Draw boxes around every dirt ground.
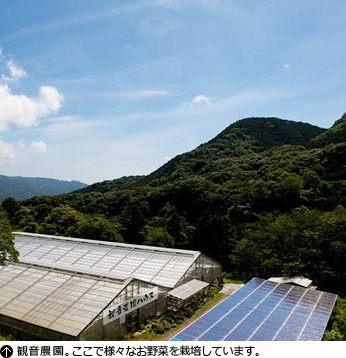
[220,283,243,295]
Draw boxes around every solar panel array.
[0,264,125,337]
[14,233,199,288]
[171,278,337,341]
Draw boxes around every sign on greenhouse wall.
[103,287,158,325]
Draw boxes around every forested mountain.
[144,117,326,185]
[0,175,86,201]
[308,114,346,148]
[78,175,145,194]
[3,115,346,297]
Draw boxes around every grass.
[223,278,244,284]
[125,291,226,341]
[222,272,244,285]
[0,334,11,341]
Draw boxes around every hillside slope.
[145,117,326,185]
[0,175,86,201]
[4,115,346,295]
[308,113,346,148]
[77,175,145,194]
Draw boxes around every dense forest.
[2,115,346,303]
[0,175,86,201]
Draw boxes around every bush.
[323,298,346,340]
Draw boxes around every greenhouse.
[167,279,210,310]
[0,232,222,340]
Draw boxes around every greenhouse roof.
[168,279,209,301]
[0,263,126,337]
[13,232,201,288]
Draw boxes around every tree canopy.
[0,208,17,265]
[2,116,346,299]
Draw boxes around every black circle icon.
[0,345,13,358]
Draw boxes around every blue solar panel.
[171,278,337,341]
[199,281,277,341]
[171,278,264,341]
[298,292,337,341]
[225,284,292,341]
[274,290,321,341]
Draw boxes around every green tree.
[142,226,174,247]
[0,208,18,264]
[120,200,150,244]
[76,216,123,242]
[2,197,20,224]
[154,204,195,248]
[323,298,346,340]
[232,206,346,294]
[43,205,84,235]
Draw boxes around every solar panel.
[171,278,337,341]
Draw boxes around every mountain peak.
[147,117,325,185]
[308,113,346,148]
[216,117,325,148]
[332,113,346,127]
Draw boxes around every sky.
[0,0,346,184]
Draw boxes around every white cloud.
[113,89,169,99]
[192,94,212,105]
[0,50,63,132]
[16,140,26,149]
[6,60,27,81]
[1,59,27,84]
[31,140,47,153]
[184,94,212,107]
[98,89,169,100]
[0,51,65,166]
[283,63,291,69]
[0,84,63,131]
[40,116,100,141]
[140,18,179,37]
[47,115,82,123]
[0,141,15,163]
